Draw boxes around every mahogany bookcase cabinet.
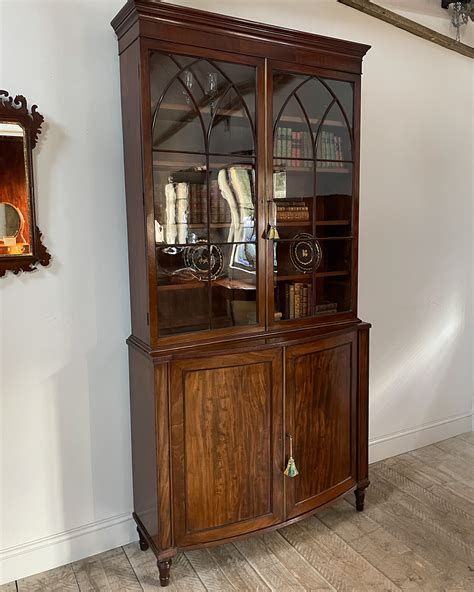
[112,1,371,586]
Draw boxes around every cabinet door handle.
[284,433,299,478]
[265,201,280,240]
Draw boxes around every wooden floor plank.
[459,432,474,446]
[359,478,474,590]
[234,531,334,591]
[319,497,449,591]
[372,464,474,546]
[409,443,470,483]
[184,549,236,591]
[71,546,142,591]
[17,565,80,592]
[427,482,474,516]
[279,516,401,591]
[382,452,474,515]
[207,543,271,591]
[435,435,474,462]
[124,543,205,592]
[0,583,17,592]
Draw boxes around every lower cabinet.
[168,330,362,542]
[130,325,369,583]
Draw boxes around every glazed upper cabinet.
[121,32,363,348]
[151,53,356,340]
[112,1,370,587]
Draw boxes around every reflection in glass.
[211,242,257,329]
[0,122,31,256]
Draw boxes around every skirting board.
[368,411,473,463]
[1,412,472,585]
[0,512,136,585]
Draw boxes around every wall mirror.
[0,91,50,277]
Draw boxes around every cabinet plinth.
[113,0,370,586]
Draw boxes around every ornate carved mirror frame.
[0,90,50,277]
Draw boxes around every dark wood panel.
[118,39,150,345]
[129,347,158,543]
[357,325,370,485]
[170,349,283,546]
[155,363,172,551]
[285,332,357,518]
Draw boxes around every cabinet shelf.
[153,159,254,170]
[278,220,350,227]
[158,278,256,291]
[276,271,349,281]
[159,102,346,128]
[152,157,348,173]
[275,166,350,173]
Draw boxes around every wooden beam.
[338,0,474,58]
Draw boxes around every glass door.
[270,67,355,324]
[149,51,261,337]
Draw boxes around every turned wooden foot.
[137,527,149,551]
[158,559,172,587]
[355,487,366,512]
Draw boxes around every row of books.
[276,201,310,222]
[274,128,346,167]
[281,282,338,319]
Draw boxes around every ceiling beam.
[338,0,474,58]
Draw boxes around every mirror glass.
[0,203,21,236]
[0,122,31,255]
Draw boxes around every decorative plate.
[184,242,224,281]
[290,233,322,273]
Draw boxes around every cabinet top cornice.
[112,0,370,63]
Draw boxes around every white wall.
[0,0,472,584]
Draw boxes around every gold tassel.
[284,434,299,478]
[265,224,280,241]
[264,201,280,240]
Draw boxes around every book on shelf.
[280,281,338,319]
[276,201,310,222]
[318,131,345,168]
[275,126,345,168]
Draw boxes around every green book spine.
[329,132,336,162]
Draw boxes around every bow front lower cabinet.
[112,1,371,586]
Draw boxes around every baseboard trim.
[0,512,137,585]
[369,411,473,463]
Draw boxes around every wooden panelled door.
[285,332,357,519]
[170,349,283,546]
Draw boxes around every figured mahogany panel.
[170,349,283,546]
[285,331,357,518]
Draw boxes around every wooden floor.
[4,433,474,591]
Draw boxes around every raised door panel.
[285,331,357,519]
[170,349,283,546]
